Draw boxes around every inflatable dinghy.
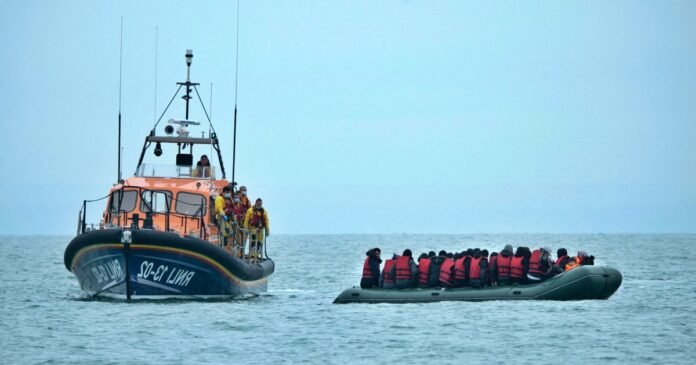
[333,266,621,304]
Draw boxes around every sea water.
[1,234,695,364]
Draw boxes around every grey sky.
[1,1,694,234]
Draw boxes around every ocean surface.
[1,234,695,364]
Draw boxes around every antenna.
[153,26,158,125]
[117,16,123,183]
[232,0,240,187]
[209,82,214,175]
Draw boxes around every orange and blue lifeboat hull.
[64,229,274,299]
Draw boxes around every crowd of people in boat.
[360,245,595,289]
[213,183,270,259]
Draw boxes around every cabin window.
[109,190,137,213]
[140,190,172,214]
[175,192,206,217]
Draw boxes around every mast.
[232,0,240,186]
[178,50,198,120]
[117,16,123,183]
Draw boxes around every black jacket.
[428,256,446,287]
[359,253,382,288]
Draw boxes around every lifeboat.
[64,50,274,300]
[333,266,622,304]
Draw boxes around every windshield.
[135,164,217,179]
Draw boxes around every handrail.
[77,186,268,262]
[215,216,270,264]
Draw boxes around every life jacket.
[497,254,512,279]
[395,255,412,281]
[232,203,246,223]
[528,249,547,277]
[439,258,455,287]
[239,195,251,210]
[362,257,375,280]
[565,257,580,271]
[382,259,396,287]
[418,257,431,286]
[469,257,483,280]
[510,255,525,280]
[250,208,266,228]
[453,256,468,281]
[224,199,234,210]
[555,255,568,266]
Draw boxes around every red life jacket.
[528,249,546,276]
[250,208,266,227]
[418,258,431,285]
[361,257,374,279]
[453,256,467,281]
[565,257,580,271]
[469,257,483,280]
[232,203,246,223]
[439,258,455,287]
[510,256,525,279]
[555,255,568,266]
[395,255,412,281]
[224,199,234,213]
[382,259,396,285]
[497,254,512,279]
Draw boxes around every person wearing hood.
[496,244,514,286]
[394,249,419,289]
[380,254,398,289]
[527,246,553,282]
[468,249,489,288]
[360,248,382,288]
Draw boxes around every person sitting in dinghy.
[468,249,489,288]
[416,252,432,288]
[380,254,397,289]
[495,245,514,286]
[360,248,382,288]
[555,248,571,272]
[564,251,595,271]
[393,249,418,289]
[510,246,531,284]
[526,246,554,282]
